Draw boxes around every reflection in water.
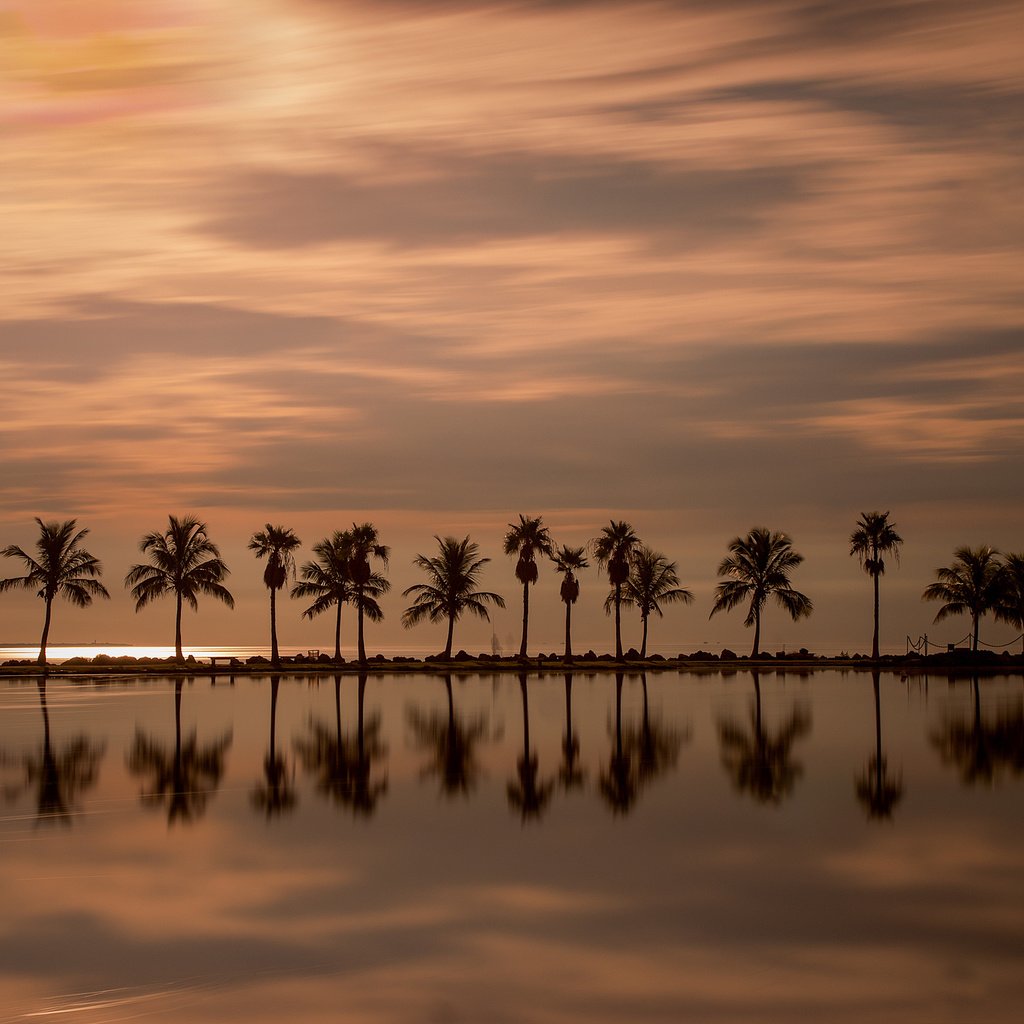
[407,675,488,798]
[931,676,1024,786]
[559,673,586,793]
[507,674,555,822]
[855,671,904,820]
[717,671,811,806]
[295,673,388,817]
[631,673,687,788]
[251,676,297,819]
[0,680,105,826]
[126,680,232,826]
[599,673,639,815]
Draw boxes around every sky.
[1,0,1022,656]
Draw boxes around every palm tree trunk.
[270,587,279,667]
[564,600,572,659]
[872,571,880,660]
[519,580,529,659]
[444,614,455,659]
[751,608,761,659]
[356,587,366,663]
[972,612,979,652]
[614,584,623,659]
[640,614,649,659]
[37,596,53,665]
[175,592,184,662]
[334,603,342,661]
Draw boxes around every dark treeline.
[3,671,1021,830]
[3,511,1024,666]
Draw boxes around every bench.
[209,656,235,667]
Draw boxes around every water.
[0,669,1021,1022]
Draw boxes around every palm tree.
[292,532,352,660]
[344,523,390,664]
[552,544,589,659]
[709,527,813,658]
[618,546,693,658]
[922,546,1005,652]
[593,520,640,659]
[249,525,301,667]
[402,535,506,659]
[123,515,234,661]
[850,511,903,660]
[995,552,1024,655]
[1,518,110,665]
[504,514,555,659]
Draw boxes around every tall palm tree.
[402,535,505,659]
[344,523,390,664]
[123,515,234,662]
[850,511,903,660]
[504,514,555,659]
[1,518,110,665]
[618,546,693,658]
[709,527,813,658]
[552,544,589,659]
[995,552,1024,655]
[593,520,640,659]
[292,532,352,661]
[249,525,301,667]
[922,546,1006,652]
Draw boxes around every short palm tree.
[292,532,352,660]
[850,510,903,660]
[402,535,505,659]
[504,514,555,659]
[709,527,813,657]
[249,525,301,667]
[922,546,1005,652]
[552,544,589,659]
[593,520,640,659]
[618,546,693,658]
[345,523,390,664]
[995,552,1024,655]
[1,518,110,665]
[124,515,234,661]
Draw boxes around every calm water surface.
[0,669,1021,1023]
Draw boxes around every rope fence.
[906,632,1024,655]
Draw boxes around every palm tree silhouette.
[249,525,301,668]
[593,521,641,659]
[995,552,1024,655]
[618,547,693,658]
[251,676,297,818]
[1,518,110,665]
[709,527,813,658]
[551,545,589,660]
[717,672,811,805]
[504,515,555,659]
[850,511,903,660]
[559,673,586,792]
[344,524,390,664]
[292,533,353,661]
[922,546,1005,652]
[402,535,505,659]
[599,672,639,814]
[126,680,232,825]
[0,680,105,825]
[507,674,554,822]
[930,676,1024,786]
[407,675,489,798]
[124,515,234,661]
[854,671,904,820]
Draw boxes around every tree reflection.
[251,676,297,819]
[295,673,387,816]
[407,674,488,798]
[630,673,687,788]
[507,674,554,822]
[931,676,1024,786]
[855,670,903,820]
[0,679,105,826]
[126,680,232,826]
[717,671,811,805]
[559,673,586,793]
[599,673,639,815]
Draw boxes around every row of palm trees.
[3,512,1024,665]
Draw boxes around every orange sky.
[1,0,1022,654]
